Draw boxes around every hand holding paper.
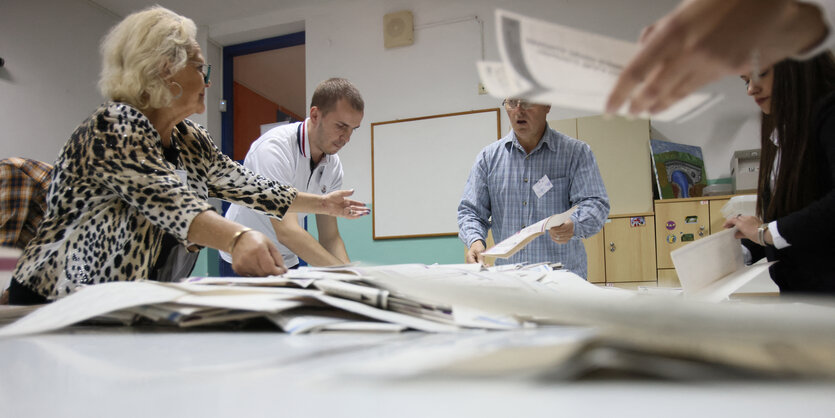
[483,207,577,258]
[548,218,575,244]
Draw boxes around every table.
[1,326,833,418]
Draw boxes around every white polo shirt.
[221,119,343,267]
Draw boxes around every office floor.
[1,326,834,418]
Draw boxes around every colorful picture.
[650,139,708,199]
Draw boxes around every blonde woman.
[9,6,367,304]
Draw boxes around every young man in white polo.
[221,78,364,273]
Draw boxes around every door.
[604,216,656,283]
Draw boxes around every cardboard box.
[730,149,760,193]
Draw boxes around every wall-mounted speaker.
[383,11,414,49]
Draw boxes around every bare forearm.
[287,192,324,214]
[189,210,287,277]
[322,235,350,264]
[187,210,244,252]
[271,218,344,266]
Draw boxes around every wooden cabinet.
[583,214,656,286]
[604,216,657,283]
[549,116,652,216]
[709,198,730,234]
[654,198,711,269]
[575,116,653,215]
[654,195,751,287]
[582,225,606,284]
[550,115,654,287]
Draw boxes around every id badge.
[532,174,553,198]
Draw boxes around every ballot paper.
[483,206,577,258]
[478,9,722,122]
[0,281,188,338]
[670,228,773,302]
[4,263,835,378]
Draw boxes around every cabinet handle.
[609,242,616,252]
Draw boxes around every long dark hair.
[757,53,835,220]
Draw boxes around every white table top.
[1,326,834,418]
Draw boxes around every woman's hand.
[230,230,287,277]
[723,214,772,245]
[320,190,370,219]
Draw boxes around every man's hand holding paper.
[548,218,574,244]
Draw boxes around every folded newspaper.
[478,9,722,122]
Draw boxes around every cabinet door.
[548,118,577,138]
[576,116,652,216]
[582,226,606,284]
[657,268,681,288]
[655,200,710,268]
[708,198,730,234]
[604,216,656,282]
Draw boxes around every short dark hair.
[310,78,364,115]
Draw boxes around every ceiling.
[88,0,328,28]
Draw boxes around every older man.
[458,99,609,278]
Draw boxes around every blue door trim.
[221,31,305,157]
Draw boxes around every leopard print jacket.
[13,102,298,300]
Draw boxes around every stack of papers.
[3,263,835,378]
[0,264,607,337]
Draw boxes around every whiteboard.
[371,108,501,239]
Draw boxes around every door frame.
[221,31,305,157]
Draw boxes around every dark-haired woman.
[725,53,835,295]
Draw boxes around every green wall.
[311,204,468,265]
[191,204,468,276]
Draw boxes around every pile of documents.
[2,263,835,378]
[0,264,603,336]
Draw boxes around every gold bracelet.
[227,228,254,254]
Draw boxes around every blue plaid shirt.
[458,127,609,278]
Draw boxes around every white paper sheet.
[483,206,577,258]
[479,9,721,122]
[0,281,187,338]
[314,294,459,333]
[670,228,773,301]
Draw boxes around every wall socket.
[478,82,488,95]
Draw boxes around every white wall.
[0,1,228,160]
[213,0,760,204]
[1,0,762,195]
[0,0,118,162]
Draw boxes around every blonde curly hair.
[98,6,197,109]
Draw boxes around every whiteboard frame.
[371,108,501,240]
